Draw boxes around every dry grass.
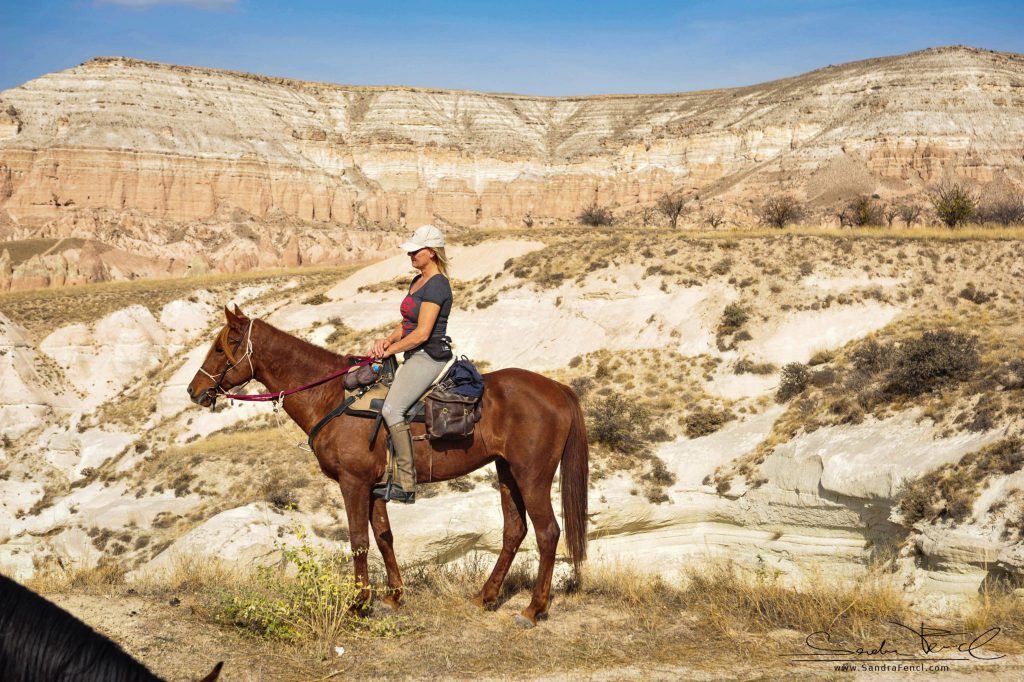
[34,553,1022,681]
[0,260,368,340]
[0,237,72,265]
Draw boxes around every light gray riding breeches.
[381,351,450,427]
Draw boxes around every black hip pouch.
[423,335,453,361]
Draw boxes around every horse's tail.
[559,384,589,576]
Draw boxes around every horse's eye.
[215,346,223,353]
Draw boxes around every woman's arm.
[381,302,441,358]
[370,322,404,357]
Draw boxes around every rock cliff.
[1,46,1023,289]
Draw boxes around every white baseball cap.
[399,224,446,252]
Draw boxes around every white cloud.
[96,0,237,9]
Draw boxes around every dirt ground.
[47,588,1024,682]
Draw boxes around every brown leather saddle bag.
[424,386,481,439]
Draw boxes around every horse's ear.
[233,304,248,320]
[224,305,241,328]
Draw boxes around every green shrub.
[685,407,735,438]
[776,363,810,402]
[302,293,329,305]
[719,303,749,333]
[883,330,979,397]
[759,195,803,229]
[843,195,884,227]
[808,349,835,366]
[578,203,614,226]
[958,283,996,305]
[217,528,404,651]
[734,358,776,375]
[711,257,734,276]
[930,182,978,228]
[570,376,594,399]
[587,392,655,454]
[850,338,892,375]
[897,438,1023,525]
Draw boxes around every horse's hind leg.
[471,459,528,610]
[370,496,404,609]
[515,481,561,628]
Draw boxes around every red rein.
[222,357,376,402]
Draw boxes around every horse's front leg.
[339,478,373,612]
[370,496,404,609]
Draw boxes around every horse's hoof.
[377,599,400,613]
[513,614,536,629]
[470,596,497,611]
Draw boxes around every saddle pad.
[345,382,425,422]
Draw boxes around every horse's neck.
[250,320,349,431]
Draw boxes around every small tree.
[641,207,654,227]
[656,193,687,229]
[759,195,803,229]
[930,182,978,229]
[883,205,899,228]
[845,195,884,227]
[704,210,726,229]
[897,204,922,227]
[578,203,614,227]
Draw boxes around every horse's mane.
[253,318,358,378]
[0,573,162,681]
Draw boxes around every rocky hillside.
[1,230,1021,616]
[2,46,1024,289]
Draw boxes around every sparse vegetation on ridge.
[897,437,1023,526]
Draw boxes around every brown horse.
[186,306,588,627]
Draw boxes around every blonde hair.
[431,247,451,279]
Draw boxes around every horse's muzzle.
[187,386,216,408]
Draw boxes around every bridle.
[195,319,377,408]
[198,320,255,406]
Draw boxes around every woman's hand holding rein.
[370,337,391,358]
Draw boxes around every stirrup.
[371,481,391,500]
[382,481,415,504]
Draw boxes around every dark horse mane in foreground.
[188,307,588,627]
[0,573,221,682]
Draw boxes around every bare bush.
[704,210,726,229]
[656,193,688,229]
[929,182,978,229]
[578,203,614,227]
[978,195,1024,226]
[897,204,922,227]
[759,195,802,229]
[883,205,898,228]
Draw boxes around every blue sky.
[1,1,1022,95]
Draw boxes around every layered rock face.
[3,45,1024,226]
[0,45,1023,290]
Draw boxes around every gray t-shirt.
[399,274,453,360]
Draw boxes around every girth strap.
[369,412,384,448]
[308,394,358,454]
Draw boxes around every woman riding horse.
[186,246,589,626]
[369,224,454,504]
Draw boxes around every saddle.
[344,382,427,423]
[306,355,479,454]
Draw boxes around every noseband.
[198,320,255,405]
